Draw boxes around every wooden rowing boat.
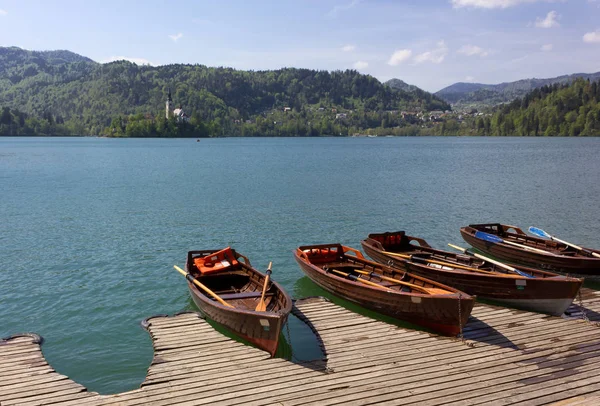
[362,231,583,316]
[461,223,600,278]
[184,247,292,356]
[293,243,475,336]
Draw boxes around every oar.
[474,231,555,255]
[329,269,392,292]
[447,244,533,278]
[384,251,487,272]
[353,269,444,295]
[255,262,272,312]
[529,227,600,259]
[173,265,234,308]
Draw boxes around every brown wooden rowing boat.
[362,231,583,316]
[461,223,600,278]
[293,243,475,336]
[184,247,292,356]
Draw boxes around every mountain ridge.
[0,46,449,136]
[384,78,422,93]
[436,72,600,107]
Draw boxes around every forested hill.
[463,78,600,136]
[0,46,449,136]
[384,78,422,93]
[436,72,600,108]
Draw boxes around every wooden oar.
[353,269,444,295]
[529,227,600,259]
[255,262,272,312]
[384,251,486,272]
[173,265,234,308]
[447,244,533,278]
[474,231,555,255]
[329,269,392,292]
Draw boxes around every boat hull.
[187,283,287,357]
[488,297,576,316]
[184,248,292,357]
[294,251,474,337]
[362,234,582,316]
[461,225,600,278]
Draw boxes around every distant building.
[166,88,190,122]
[166,88,173,119]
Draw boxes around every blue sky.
[0,0,599,91]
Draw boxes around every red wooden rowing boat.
[294,243,474,336]
[461,223,600,278]
[184,247,292,356]
[362,231,583,316]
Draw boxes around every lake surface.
[1,136,600,394]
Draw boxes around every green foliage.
[437,72,600,109]
[0,47,450,137]
[463,78,600,136]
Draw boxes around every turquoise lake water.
[1,136,600,394]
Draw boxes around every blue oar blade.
[513,268,533,278]
[528,227,549,238]
[474,231,504,244]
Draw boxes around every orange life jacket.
[193,247,239,275]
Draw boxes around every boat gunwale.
[294,243,473,299]
[361,234,583,283]
[185,249,293,318]
[463,223,600,261]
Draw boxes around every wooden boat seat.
[194,247,239,275]
[213,292,275,301]
[326,262,363,270]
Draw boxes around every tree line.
[1,47,599,137]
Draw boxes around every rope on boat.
[577,289,600,327]
[456,294,474,347]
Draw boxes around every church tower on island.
[165,88,190,122]
[166,88,173,119]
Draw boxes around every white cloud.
[328,0,362,17]
[414,41,448,64]
[451,0,546,9]
[0,9,7,16]
[341,44,356,52]
[541,43,553,51]
[353,61,368,69]
[457,44,489,57]
[465,76,476,82]
[535,11,560,28]
[583,30,600,43]
[100,56,154,66]
[168,33,183,42]
[387,49,413,66]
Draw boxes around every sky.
[0,0,599,92]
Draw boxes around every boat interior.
[188,249,286,311]
[298,244,454,295]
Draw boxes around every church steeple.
[166,88,173,119]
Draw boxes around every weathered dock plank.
[2,289,600,405]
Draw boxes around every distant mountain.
[436,72,600,107]
[385,78,421,93]
[385,78,450,111]
[0,47,94,69]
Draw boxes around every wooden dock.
[2,289,600,405]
